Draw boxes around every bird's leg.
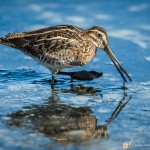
[71,77,73,82]
[51,70,58,86]
[122,81,127,90]
[51,73,56,84]
[51,73,56,89]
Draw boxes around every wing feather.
[5,25,82,39]
[3,26,82,59]
[2,25,83,67]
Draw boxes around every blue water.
[0,0,150,150]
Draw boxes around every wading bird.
[0,25,132,84]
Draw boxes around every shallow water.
[0,0,150,150]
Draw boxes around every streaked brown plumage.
[0,25,132,83]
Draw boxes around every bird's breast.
[66,44,97,66]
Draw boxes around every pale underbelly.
[29,48,97,72]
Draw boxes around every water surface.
[0,0,150,150]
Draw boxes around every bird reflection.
[7,84,131,141]
[61,84,101,96]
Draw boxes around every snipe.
[0,25,132,84]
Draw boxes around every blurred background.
[0,0,150,150]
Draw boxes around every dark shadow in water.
[7,84,132,142]
[57,71,103,81]
[32,70,103,89]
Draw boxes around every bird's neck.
[82,34,99,48]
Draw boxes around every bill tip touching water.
[0,25,132,84]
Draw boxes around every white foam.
[76,5,88,11]
[103,93,122,101]
[109,29,150,48]
[97,108,110,113]
[95,14,112,20]
[24,56,33,60]
[144,57,150,61]
[140,81,150,86]
[66,16,89,24]
[39,11,60,19]
[93,57,100,63]
[42,3,59,9]
[38,11,63,24]
[140,24,150,30]
[27,25,48,31]
[28,4,43,12]
[8,84,37,91]
[62,95,90,105]
[128,3,148,12]
[28,3,59,12]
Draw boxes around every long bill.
[104,46,132,82]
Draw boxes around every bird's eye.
[97,34,102,38]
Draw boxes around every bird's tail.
[0,38,4,44]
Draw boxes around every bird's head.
[86,26,108,48]
[86,26,132,82]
